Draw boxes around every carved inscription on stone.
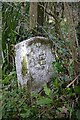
[15,36,55,93]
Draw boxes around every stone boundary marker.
[15,36,55,93]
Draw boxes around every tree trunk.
[30,2,44,36]
[30,2,37,29]
[64,3,80,82]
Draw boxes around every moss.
[28,38,53,48]
[21,55,28,77]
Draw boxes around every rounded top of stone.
[15,36,53,48]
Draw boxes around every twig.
[66,74,80,88]
[38,3,58,22]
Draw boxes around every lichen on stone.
[21,55,28,77]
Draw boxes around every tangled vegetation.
[2,2,80,120]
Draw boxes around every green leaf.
[2,71,16,84]
[37,97,52,105]
[76,109,80,120]
[43,83,52,97]
[53,79,59,88]
[20,109,31,118]
[74,86,80,95]
[20,113,27,118]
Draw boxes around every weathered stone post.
[15,36,55,93]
